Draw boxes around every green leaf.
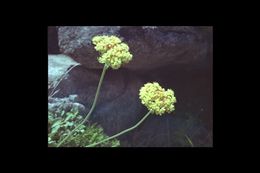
[65,112,76,121]
[48,107,120,147]
[52,119,62,128]
[68,122,74,127]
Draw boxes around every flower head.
[92,35,133,69]
[139,82,177,116]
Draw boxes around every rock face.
[51,64,213,147]
[58,26,121,69]
[48,54,80,83]
[54,65,144,135]
[58,26,212,70]
[48,54,80,96]
[48,95,86,115]
[48,27,60,54]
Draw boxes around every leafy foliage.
[48,107,120,147]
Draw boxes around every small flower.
[92,35,133,69]
[139,82,177,116]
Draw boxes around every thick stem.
[57,65,108,147]
[86,110,152,147]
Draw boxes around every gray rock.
[48,54,80,96]
[48,54,80,83]
[58,26,212,70]
[58,26,121,69]
[48,95,86,115]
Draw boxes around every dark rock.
[58,26,212,70]
[48,27,60,54]
[118,65,213,147]
[55,66,144,135]
[49,63,212,147]
[58,26,121,69]
[124,111,212,147]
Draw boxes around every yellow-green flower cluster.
[92,35,133,69]
[139,82,177,116]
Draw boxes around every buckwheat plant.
[86,82,177,147]
[57,35,133,147]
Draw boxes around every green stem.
[86,110,152,147]
[57,65,109,147]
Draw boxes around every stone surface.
[48,26,60,54]
[54,66,144,135]
[58,26,121,69]
[48,94,86,115]
[58,26,212,70]
[48,54,80,83]
[120,64,213,147]
[50,64,212,147]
